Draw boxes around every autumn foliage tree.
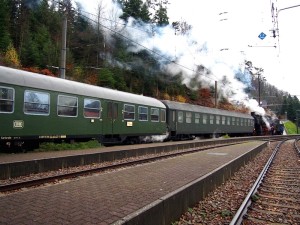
[198,88,214,107]
[176,95,187,103]
[4,44,21,68]
[218,97,235,111]
[84,72,98,85]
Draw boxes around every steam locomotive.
[251,112,284,135]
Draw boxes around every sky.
[168,0,300,95]
[167,0,300,97]
[75,0,300,106]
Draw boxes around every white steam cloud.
[78,0,265,115]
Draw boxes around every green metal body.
[0,66,167,147]
[162,100,254,138]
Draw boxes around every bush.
[35,140,101,152]
[284,121,298,134]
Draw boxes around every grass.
[222,134,230,138]
[187,208,194,214]
[220,209,232,217]
[34,140,102,152]
[284,121,299,134]
[251,194,260,202]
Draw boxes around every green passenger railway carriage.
[0,66,167,149]
[162,100,254,140]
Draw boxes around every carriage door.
[169,110,176,133]
[104,101,118,135]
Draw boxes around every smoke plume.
[80,0,266,115]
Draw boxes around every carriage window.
[151,108,159,122]
[186,112,192,123]
[216,115,220,125]
[210,115,214,124]
[241,118,244,126]
[227,117,231,125]
[160,109,166,122]
[178,111,183,123]
[232,117,235,125]
[84,98,100,118]
[124,104,135,120]
[195,113,200,124]
[236,118,240,126]
[24,90,50,115]
[172,111,176,122]
[139,106,148,121]
[57,95,78,117]
[0,86,14,113]
[222,116,226,125]
[203,114,207,124]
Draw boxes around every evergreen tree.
[112,67,128,91]
[140,3,151,23]
[118,0,151,23]
[153,3,169,26]
[21,11,57,67]
[9,0,33,57]
[147,0,169,26]
[279,95,300,121]
[98,68,116,88]
[0,0,12,52]
[280,97,288,116]
[287,95,296,121]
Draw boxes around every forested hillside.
[0,0,299,121]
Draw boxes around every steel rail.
[229,140,286,225]
[294,138,300,155]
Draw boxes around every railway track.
[230,139,300,225]
[0,141,247,193]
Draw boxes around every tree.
[218,97,235,111]
[282,95,300,122]
[95,0,106,67]
[152,3,169,26]
[118,0,151,23]
[146,0,169,26]
[84,72,98,85]
[280,96,288,117]
[0,0,12,53]
[198,88,214,107]
[73,66,85,81]
[112,67,128,91]
[98,68,116,88]
[172,20,192,35]
[176,95,186,103]
[4,44,21,67]
[140,3,151,23]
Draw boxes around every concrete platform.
[0,141,267,225]
[0,138,255,179]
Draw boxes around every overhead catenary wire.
[79,12,208,78]
[55,0,215,81]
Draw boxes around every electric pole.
[60,1,67,79]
